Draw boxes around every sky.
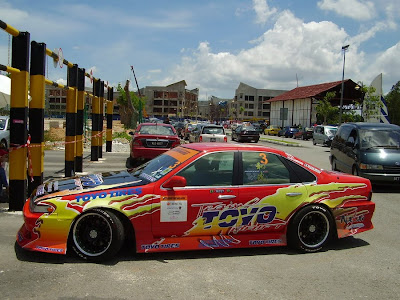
[0,0,399,101]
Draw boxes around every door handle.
[218,195,236,200]
[286,192,302,197]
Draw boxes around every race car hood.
[33,170,144,200]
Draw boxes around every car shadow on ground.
[14,236,369,265]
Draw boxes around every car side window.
[177,152,234,186]
[242,152,290,185]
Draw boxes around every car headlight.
[29,196,55,213]
[359,163,384,170]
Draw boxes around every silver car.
[198,124,227,143]
[0,116,10,149]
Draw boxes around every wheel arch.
[67,207,137,254]
[287,202,338,240]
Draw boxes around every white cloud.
[158,11,352,99]
[364,42,400,90]
[317,0,376,20]
[253,0,278,25]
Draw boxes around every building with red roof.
[267,79,363,127]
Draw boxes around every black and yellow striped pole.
[9,31,30,211]
[91,80,101,161]
[28,41,46,195]
[75,67,85,172]
[106,87,114,152]
[99,81,104,158]
[65,64,78,177]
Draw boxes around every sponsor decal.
[199,234,241,249]
[74,188,142,202]
[161,196,187,222]
[249,239,282,245]
[141,243,180,250]
[35,246,64,253]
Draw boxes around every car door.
[236,151,312,238]
[152,151,240,239]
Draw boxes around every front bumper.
[359,171,400,184]
[16,198,70,254]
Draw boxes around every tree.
[316,92,337,124]
[385,81,400,125]
[360,84,381,122]
[116,80,144,129]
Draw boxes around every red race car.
[17,143,375,261]
[126,122,181,168]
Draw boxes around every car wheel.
[313,139,316,145]
[71,208,125,261]
[288,205,334,252]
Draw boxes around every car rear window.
[202,127,224,134]
[139,125,175,135]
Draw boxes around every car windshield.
[0,119,6,130]
[130,146,200,183]
[202,127,224,134]
[325,127,337,136]
[359,129,400,149]
[139,125,175,135]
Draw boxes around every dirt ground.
[46,120,127,142]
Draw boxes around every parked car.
[231,124,260,143]
[313,125,337,146]
[188,123,205,143]
[173,122,185,138]
[251,123,264,134]
[264,125,281,136]
[17,143,375,261]
[127,123,180,168]
[293,127,314,140]
[330,122,400,184]
[0,116,10,149]
[183,123,196,140]
[197,124,227,143]
[278,126,299,138]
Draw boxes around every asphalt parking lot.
[1,139,399,300]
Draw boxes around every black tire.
[126,157,134,168]
[313,139,316,145]
[71,209,125,261]
[288,205,334,252]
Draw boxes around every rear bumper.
[132,147,171,159]
[335,200,375,239]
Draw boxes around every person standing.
[0,142,8,202]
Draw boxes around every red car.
[127,123,180,168]
[17,143,375,262]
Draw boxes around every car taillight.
[171,140,180,148]
[133,139,142,146]
[224,136,227,142]
[199,136,203,142]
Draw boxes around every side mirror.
[163,176,187,189]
